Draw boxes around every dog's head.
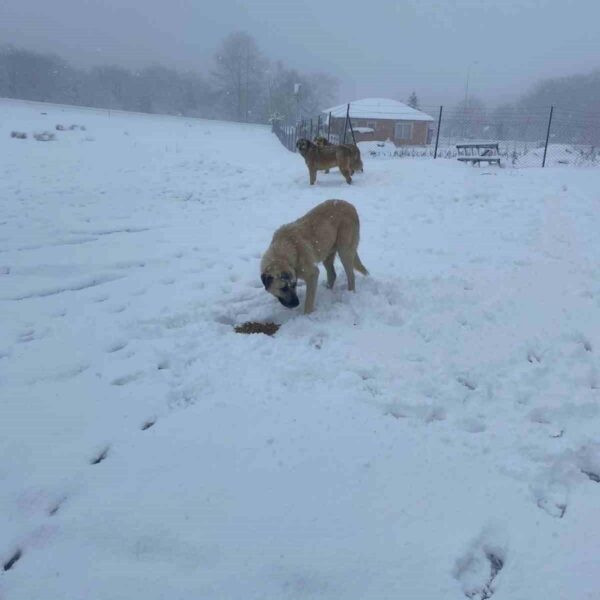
[296,138,313,156]
[314,136,329,147]
[261,268,299,309]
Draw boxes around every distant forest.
[0,32,338,124]
[1,33,600,141]
[431,71,600,144]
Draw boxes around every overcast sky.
[2,0,599,108]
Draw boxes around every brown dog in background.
[296,138,353,185]
[314,136,364,174]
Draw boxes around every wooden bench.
[456,143,501,166]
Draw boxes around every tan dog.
[296,138,353,185]
[261,199,369,314]
[314,136,364,174]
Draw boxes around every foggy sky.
[2,0,599,108]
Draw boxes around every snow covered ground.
[2,98,600,599]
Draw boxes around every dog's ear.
[261,273,273,289]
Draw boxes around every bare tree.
[86,65,136,110]
[266,61,338,124]
[212,31,266,122]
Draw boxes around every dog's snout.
[278,293,300,309]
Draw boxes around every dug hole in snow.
[1,98,600,599]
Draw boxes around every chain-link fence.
[272,115,333,152]
[273,103,600,168]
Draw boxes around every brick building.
[322,98,434,146]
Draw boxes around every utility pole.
[463,60,478,138]
[294,83,301,124]
[245,43,250,122]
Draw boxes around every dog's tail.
[354,253,369,276]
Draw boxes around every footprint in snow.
[17,329,36,343]
[459,418,487,434]
[3,549,22,571]
[536,497,567,519]
[108,304,127,313]
[48,497,67,516]
[111,371,143,386]
[454,529,506,599]
[581,470,600,483]
[90,446,110,465]
[457,376,477,391]
[106,340,128,353]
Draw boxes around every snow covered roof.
[322,98,434,122]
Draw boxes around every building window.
[394,122,412,141]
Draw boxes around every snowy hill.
[1,98,600,600]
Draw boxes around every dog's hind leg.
[340,163,352,184]
[338,248,356,291]
[323,252,337,288]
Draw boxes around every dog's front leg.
[303,267,319,314]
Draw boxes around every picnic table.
[456,143,501,166]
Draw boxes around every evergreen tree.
[407,91,419,109]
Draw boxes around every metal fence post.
[542,105,554,168]
[343,103,350,144]
[316,115,321,138]
[434,106,443,159]
[327,112,332,142]
[348,114,356,145]
[309,119,313,140]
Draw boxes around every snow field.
[1,98,600,599]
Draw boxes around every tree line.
[439,69,600,144]
[0,32,338,124]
